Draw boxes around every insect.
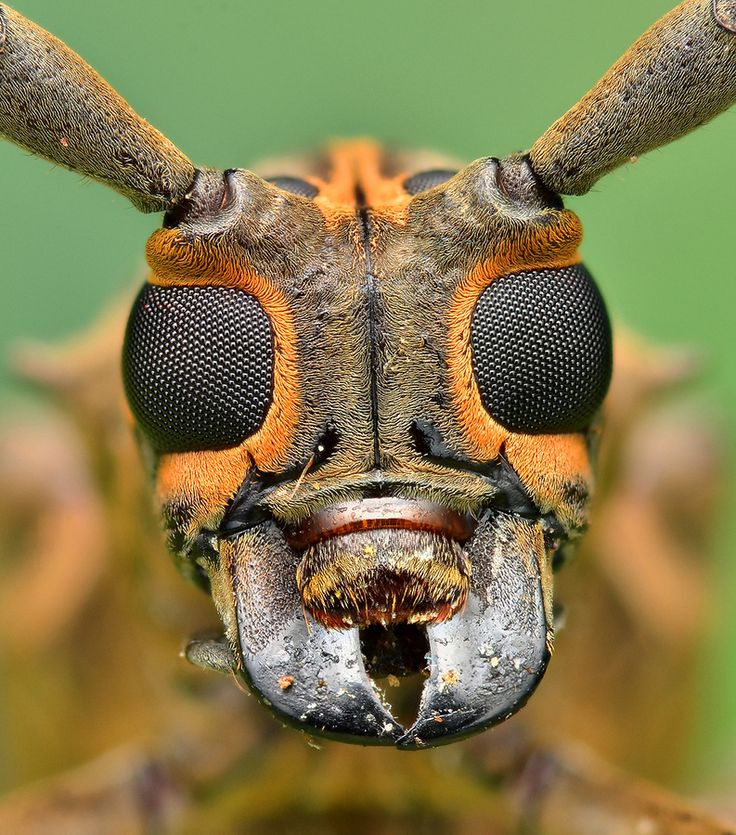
[0,0,734,752]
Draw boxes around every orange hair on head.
[446,213,583,460]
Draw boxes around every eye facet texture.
[470,265,612,434]
[123,284,273,452]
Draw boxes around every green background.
[1,0,734,782]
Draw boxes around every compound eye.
[470,264,612,434]
[404,169,457,195]
[266,176,318,198]
[122,284,273,452]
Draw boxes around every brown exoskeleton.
[0,1,734,750]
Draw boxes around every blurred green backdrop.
[0,0,733,783]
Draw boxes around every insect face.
[121,145,611,746]
[3,0,733,749]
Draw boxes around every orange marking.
[446,212,583,461]
[145,231,301,477]
[505,433,591,504]
[313,140,411,226]
[353,141,411,223]
[504,432,592,532]
[156,446,252,537]
[313,142,359,208]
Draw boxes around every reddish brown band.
[286,498,476,549]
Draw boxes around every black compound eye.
[266,176,318,198]
[122,284,273,452]
[470,264,612,434]
[404,169,457,195]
